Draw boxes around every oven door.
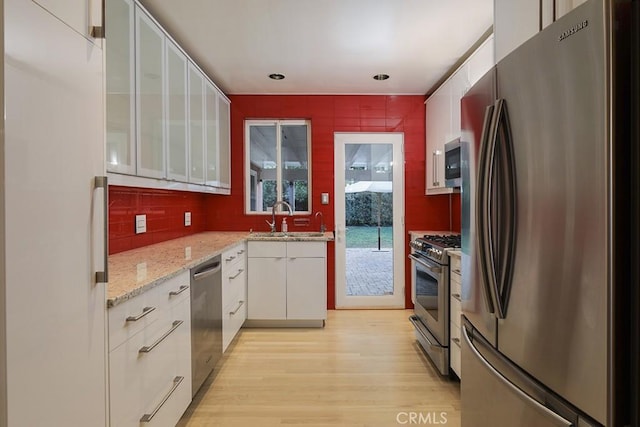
[409,253,449,346]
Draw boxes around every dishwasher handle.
[193,262,221,281]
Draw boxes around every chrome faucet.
[265,200,293,233]
[315,211,326,233]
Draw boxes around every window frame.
[244,119,312,215]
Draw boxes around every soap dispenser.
[281,218,288,233]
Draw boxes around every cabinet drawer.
[450,292,462,327]
[157,271,192,308]
[108,286,162,352]
[222,243,246,267]
[108,271,190,351]
[222,266,246,311]
[109,299,191,426]
[248,241,286,258]
[450,255,461,276]
[287,241,325,258]
[450,320,461,345]
[139,374,192,427]
[450,276,462,301]
[450,334,462,377]
[223,296,246,352]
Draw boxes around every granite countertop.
[108,232,249,307]
[107,230,334,308]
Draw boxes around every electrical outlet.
[184,212,192,226]
[185,246,192,260]
[321,193,329,205]
[135,214,147,234]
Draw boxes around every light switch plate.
[135,214,146,234]
[321,193,329,205]
[184,212,191,227]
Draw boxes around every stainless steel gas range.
[408,233,460,375]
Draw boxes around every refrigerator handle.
[476,104,498,314]
[462,325,574,426]
[492,99,518,319]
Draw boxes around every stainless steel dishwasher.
[190,255,222,397]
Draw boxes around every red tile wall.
[108,186,207,255]
[108,95,462,308]
[204,95,459,309]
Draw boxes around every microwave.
[444,138,461,188]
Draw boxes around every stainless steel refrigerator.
[460,1,639,426]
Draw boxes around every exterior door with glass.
[334,133,405,308]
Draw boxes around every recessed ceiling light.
[269,73,285,80]
[373,74,390,81]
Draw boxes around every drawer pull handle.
[452,268,462,275]
[229,300,245,315]
[139,320,183,353]
[225,255,236,262]
[126,306,156,322]
[237,249,245,255]
[452,293,461,302]
[169,285,189,296]
[229,269,244,280]
[140,376,184,423]
[452,337,461,347]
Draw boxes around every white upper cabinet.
[106,0,136,174]
[32,0,103,43]
[136,7,166,178]
[467,37,495,88]
[425,35,494,195]
[166,40,189,182]
[426,85,451,194]
[105,2,231,194]
[205,82,219,186]
[188,65,206,184]
[494,0,540,63]
[495,0,587,62]
[217,94,231,189]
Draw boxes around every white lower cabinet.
[108,271,192,426]
[449,252,462,378]
[222,242,247,351]
[247,241,327,322]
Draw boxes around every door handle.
[229,269,244,280]
[490,99,517,319]
[169,285,189,296]
[462,326,572,426]
[476,105,496,314]
[94,176,108,283]
[140,376,184,423]
[432,151,437,186]
[193,263,221,280]
[126,306,156,322]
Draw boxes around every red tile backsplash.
[108,185,207,255]
[108,95,462,309]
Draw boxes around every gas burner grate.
[422,234,461,248]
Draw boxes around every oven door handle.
[408,254,442,273]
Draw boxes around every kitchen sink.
[249,231,326,238]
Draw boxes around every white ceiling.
[138,0,493,95]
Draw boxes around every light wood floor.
[178,310,461,427]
